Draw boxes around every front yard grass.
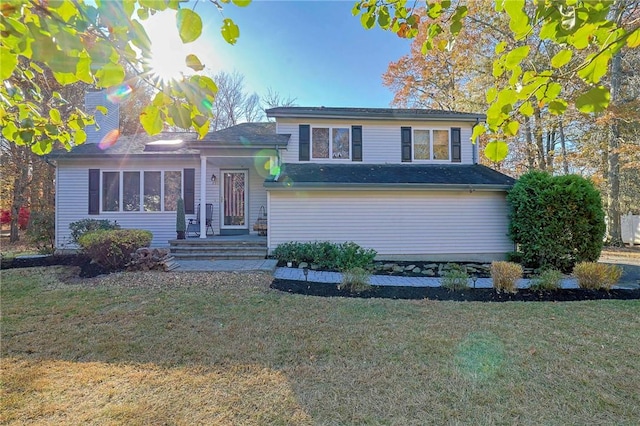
[2,266,639,425]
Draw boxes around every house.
[51,100,516,261]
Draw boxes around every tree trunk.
[524,116,535,170]
[9,145,30,242]
[607,47,623,244]
[558,119,569,175]
[534,107,546,170]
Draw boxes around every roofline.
[264,182,512,191]
[50,153,201,160]
[187,142,285,149]
[266,108,486,122]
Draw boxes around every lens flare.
[201,99,213,112]
[106,84,133,104]
[98,129,120,150]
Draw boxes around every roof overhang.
[266,108,486,122]
[264,182,512,192]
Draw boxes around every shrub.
[69,219,120,245]
[491,261,523,293]
[272,241,376,271]
[78,229,152,271]
[529,268,563,291]
[26,209,55,254]
[573,262,622,290]
[339,267,372,293]
[441,264,470,291]
[18,207,29,230]
[0,209,10,225]
[507,171,605,272]
[335,242,377,271]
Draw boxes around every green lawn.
[2,266,639,425]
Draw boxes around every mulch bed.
[271,279,640,302]
[1,254,108,277]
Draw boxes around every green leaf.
[471,124,486,141]
[551,49,572,68]
[485,141,509,162]
[232,0,251,7]
[543,82,562,101]
[577,51,611,84]
[49,109,62,124]
[519,101,534,116]
[504,0,530,39]
[504,120,520,137]
[0,47,17,80]
[505,45,530,70]
[185,54,204,71]
[378,6,390,28]
[486,87,498,103]
[176,8,202,43]
[495,41,507,54]
[548,99,568,115]
[360,11,375,30]
[575,86,610,113]
[95,63,125,87]
[140,105,164,135]
[627,28,640,48]
[221,18,240,45]
[74,129,87,145]
[169,103,191,129]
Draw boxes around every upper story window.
[403,126,461,163]
[102,170,182,213]
[413,129,450,161]
[312,127,351,160]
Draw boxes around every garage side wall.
[268,190,514,262]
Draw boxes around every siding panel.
[277,119,476,165]
[268,190,513,260]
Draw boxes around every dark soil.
[1,254,109,278]
[271,279,640,302]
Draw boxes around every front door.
[221,170,248,232]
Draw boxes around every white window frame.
[412,128,451,162]
[100,170,183,213]
[311,126,351,160]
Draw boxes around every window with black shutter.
[88,169,100,215]
[451,127,461,163]
[351,125,362,161]
[401,127,412,162]
[183,168,195,214]
[299,125,310,161]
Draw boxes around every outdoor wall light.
[210,173,217,184]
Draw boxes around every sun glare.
[144,12,190,83]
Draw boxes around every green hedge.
[69,219,120,244]
[272,241,377,271]
[78,229,152,271]
[507,171,605,272]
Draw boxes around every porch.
[169,234,268,260]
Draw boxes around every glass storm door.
[221,170,248,229]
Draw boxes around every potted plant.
[176,197,186,240]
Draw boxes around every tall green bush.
[507,171,605,272]
[78,229,152,271]
[26,209,55,254]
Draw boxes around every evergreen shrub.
[78,229,152,271]
[507,171,605,272]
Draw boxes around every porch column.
[199,156,207,238]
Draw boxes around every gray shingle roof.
[266,163,515,190]
[266,107,486,122]
[48,122,289,158]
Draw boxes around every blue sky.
[151,1,412,107]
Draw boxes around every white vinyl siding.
[276,118,476,164]
[268,190,513,261]
[55,159,200,249]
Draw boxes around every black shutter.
[401,126,412,162]
[88,169,100,215]
[299,124,310,161]
[451,127,461,163]
[352,125,362,161]
[183,168,195,214]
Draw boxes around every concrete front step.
[169,238,267,261]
